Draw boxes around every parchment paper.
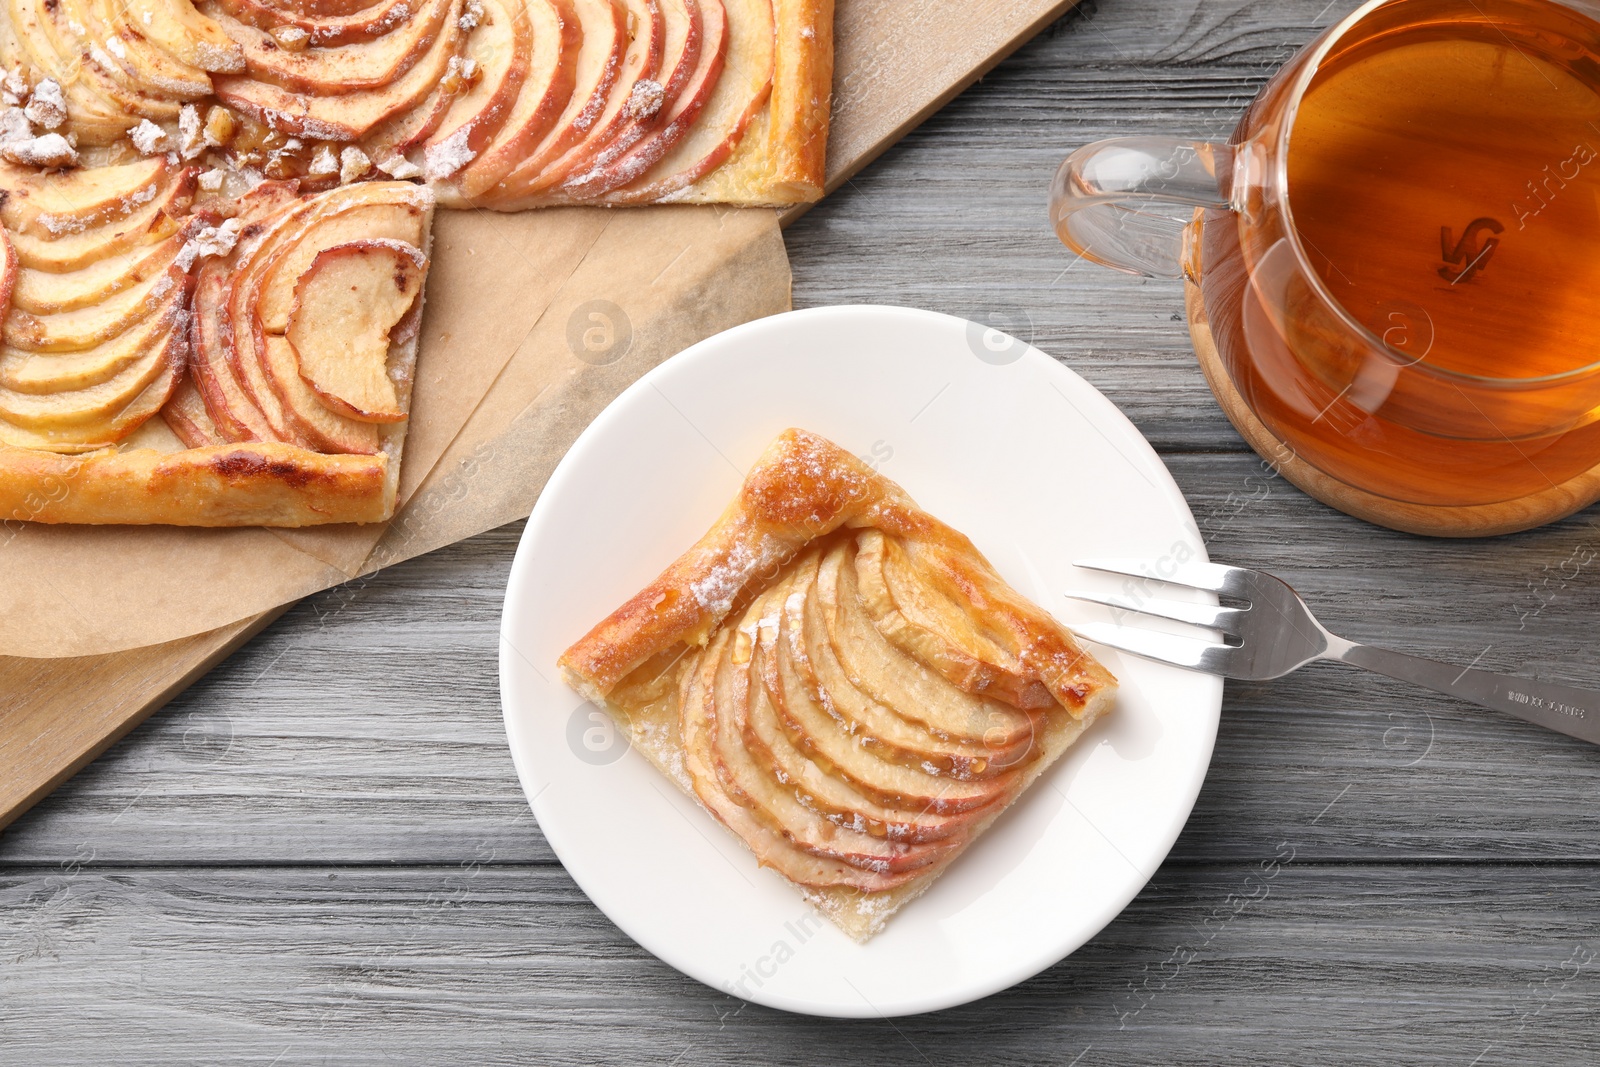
[0,204,790,658]
[0,0,1085,659]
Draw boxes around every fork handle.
[1330,641,1600,746]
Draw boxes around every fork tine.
[1073,558,1253,597]
[1073,622,1237,675]
[1063,590,1247,635]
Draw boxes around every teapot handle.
[1050,138,1234,279]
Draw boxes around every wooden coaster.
[1184,283,1600,538]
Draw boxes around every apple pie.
[0,0,833,526]
[0,162,433,524]
[559,429,1118,941]
[0,0,833,207]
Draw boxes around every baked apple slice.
[0,332,185,451]
[255,193,430,331]
[12,229,188,315]
[499,0,664,196]
[410,0,534,181]
[0,226,15,328]
[745,622,994,845]
[23,0,190,120]
[0,158,170,240]
[213,0,419,47]
[214,0,466,140]
[268,0,387,16]
[7,171,197,274]
[161,374,227,448]
[185,180,303,444]
[0,6,136,145]
[219,182,428,451]
[453,0,622,200]
[6,0,154,120]
[204,0,454,94]
[224,292,319,448]
[822,542,1041,754]
[772,553,1022,816]
[856,530,1060,710]
[0,319,179,429]
[361,0,527,163]
[442,0,581,198]
[161,378,224,448]
[218,193,325,447]
[285,239,424,423]
[256,331,381,454]
[601,0,771,203]
[134,0,247,73]
[802,545,1035,777]
[3,264,187,353]
[0,328,185,449]
[678,625,922,894]
[79,0,216,98]
[704,586,956,875]
[0,305,178,393]
[191,257,276,443]
[559,0,719,199]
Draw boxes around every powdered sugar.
[1,132,77,168]
[339,145,373,184]
[422,127,475,181]
[307,143,339,178]
[0,106,31,146]
[1,68,28,107]
[35,179,161,237]
[23,79,65,130]
[196,41,245,74]
[691,542,755,615]
[175,217,245,271]
[178,104,205,160]
[691,535,786,616]
[129,119,172,155]
[624,79,666,120]
[376,154,422,180]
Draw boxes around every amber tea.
[1195,0,1600,505]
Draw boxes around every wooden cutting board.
[0,0,1082,832]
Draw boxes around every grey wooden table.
[5,1,1599,1062]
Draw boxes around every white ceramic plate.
[500,305,1221,1018]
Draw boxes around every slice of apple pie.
[559,429,1118,941]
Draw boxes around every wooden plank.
[780,0,1083,224]
[0,608,288,834]
[5,455,1600,866]
[0,0,1086,832]
[0,865,1595,1064]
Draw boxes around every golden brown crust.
[0,442,391,526]
[765,0,835,201]
[635,0,835,206]
[559,427,1114,708]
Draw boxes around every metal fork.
[1065,559,1600,747]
